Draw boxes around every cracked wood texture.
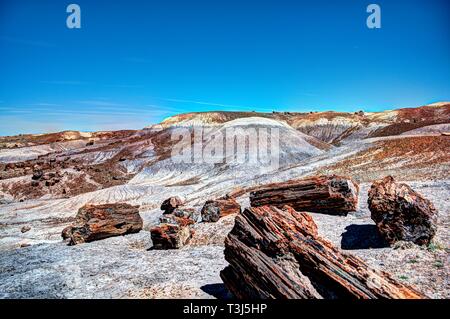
[220,205,425,299]
[61,203,143,245]
[150,217,194,250]
[249,175,359,216]
[368,176,437,245]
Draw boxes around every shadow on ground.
[200,283,233,299]
[341,224,389,250]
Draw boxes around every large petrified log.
[62,203,143,245]
[201,198,241,222]
[368,176,437,246]
[220,205,424,299]
[249,175,358,216]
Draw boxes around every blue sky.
[0,0,449,135]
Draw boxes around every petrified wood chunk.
[173,207,197,219]
[220,205,425,299]
[249,175,358,216]
[31,170,43,180]
[201,198,241,222]
[62,203,142,245]
[21,226,31,233]
[160,196,184,214]
[160,207,198,225]
[368,176,437,246]
[150,219,194,249]
[159,213,196,226]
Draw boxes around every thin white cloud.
[78,100,129,107]
[159,97,276,112]
[299,92,318,97]
[144,104,179,111]
[77,100,177,113]
[0,109,33,114]
[122,57,151,63]
[0,35,56,48]
[39,81,144,89]
[160,98,255,109]
[0,108,170,117]
[42,110,164,116]
[40,80,91,85]
[103,84,145,89]
[32,103,64,107]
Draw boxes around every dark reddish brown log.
[368,176,437,246]
[160,196,184,214]
[150,219,194,249]
[62,203,142,245]
[249,175,358,216]
[201,198,241,222]
[220,205,425,299]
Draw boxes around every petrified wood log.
[62,203,142,245]
[220,205,425,299]
[368,176,437,246]
[201,198,241,222]
[249,175,358,216]
[150,218,194,249]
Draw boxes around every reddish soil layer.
[369,104,450,137]
[317,136,450,182]
[0,130,136,149]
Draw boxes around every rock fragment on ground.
[150,218,194,249]
[201,198,241,222]
[160,207,198,224]
[160,196,184,214]
[368,175,438,246]
[20,226,31,233]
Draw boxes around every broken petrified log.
[160,196,184,214]
[201,198,241,222]
[62,203,143,245]
[150,217,194,249]
[368,176,437,246]
[249,175,358,216]
[220,205,425,299]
